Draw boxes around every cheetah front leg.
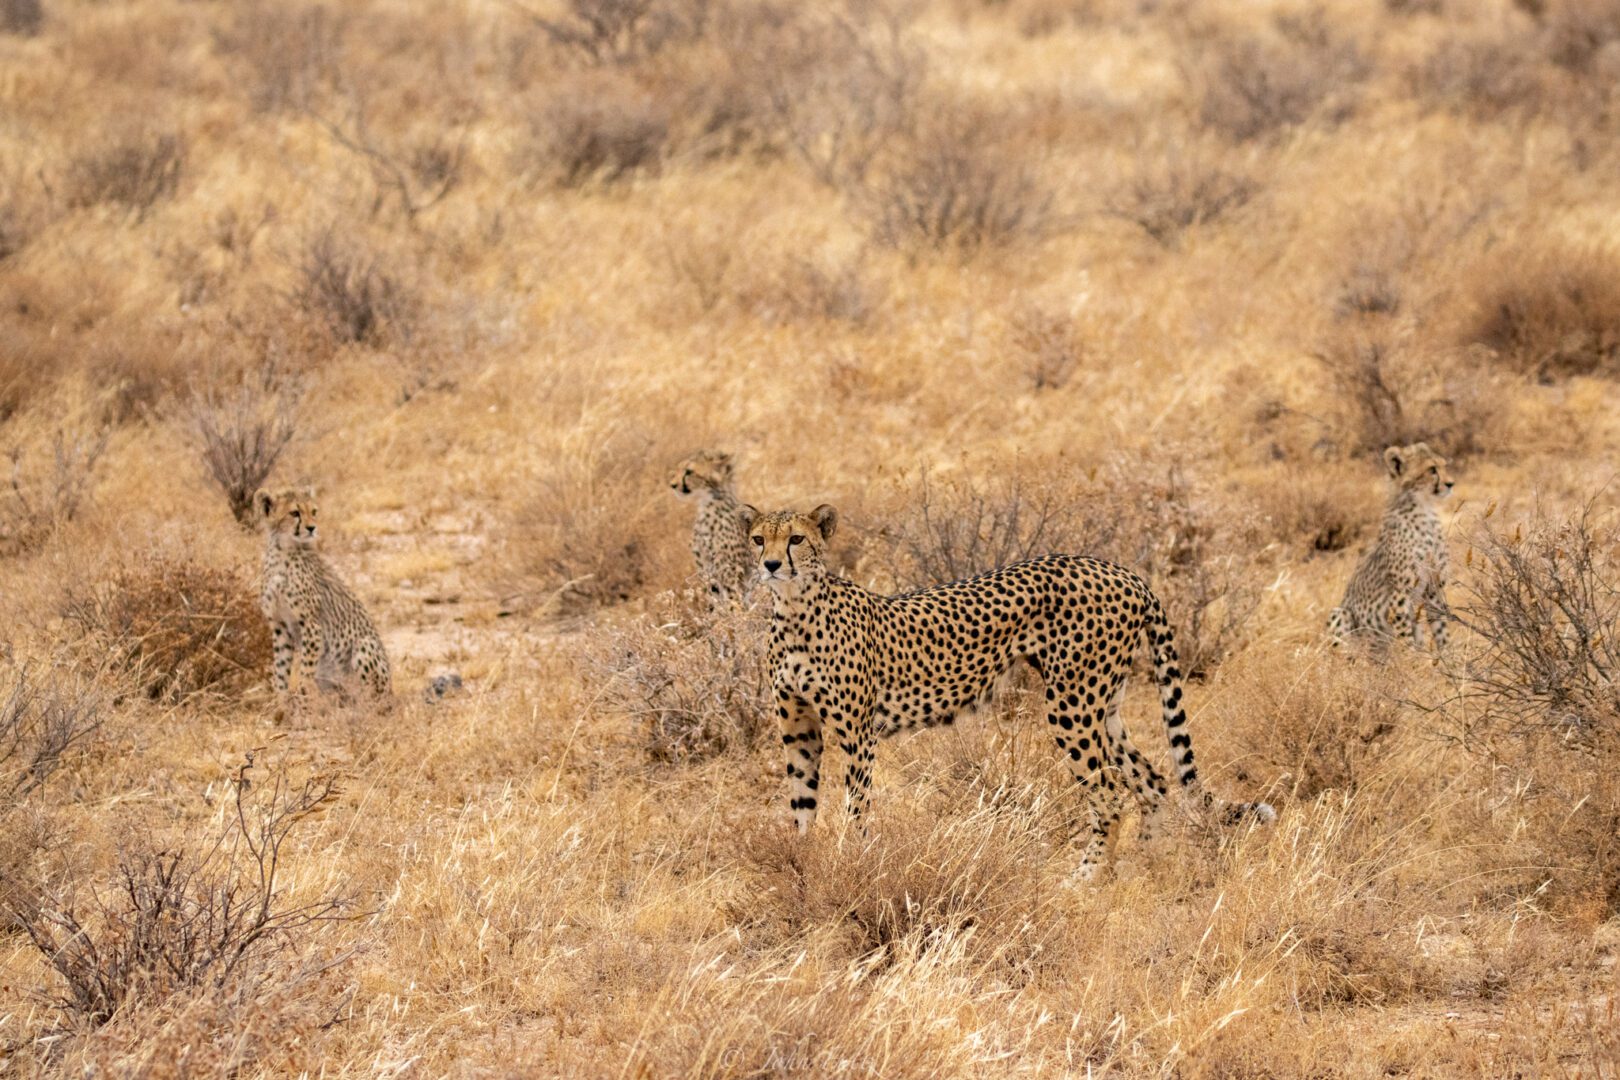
[295,619,325,700]
[778,690,824,833]
[269,619,296,696]
[1420,585,1451,652]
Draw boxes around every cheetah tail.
[1146,597,1276,825]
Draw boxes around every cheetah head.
[738,504,838,594]
[670,450,734,498]
[254,487,320,549]
[1384,443,1454,501]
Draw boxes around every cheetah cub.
[669,450,753,604]
[742,503,1274,880]
[1328,443,1454,651]
[254,487,391,702]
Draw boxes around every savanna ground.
[2,0,1620,1074]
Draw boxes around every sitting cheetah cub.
[669,450,754,605]
[1327,443,1454,652]
[254,487,391,703]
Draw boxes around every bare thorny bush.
[1187,12,1370,143]
[62,131,186,221]
[1445,499,1620,749]
[1429,499,1620,911]
[861,111,1057,253]
[4,755,353,1030]
[1,426,111,555]
[291,230,413,349]
[184,362,303,527]
[1105,143,1258,250]
[584,591,772,763]
[0,667,104,804]
[1314,327,1500,461]
[873,463,1262,678]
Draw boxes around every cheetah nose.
[763,559,782,573]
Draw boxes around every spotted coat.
[742,504,1274,879]
[670,450,753,605]
[255,487,391,701]
[1328,443,1454,651]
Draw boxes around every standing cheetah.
[669,450,753,605]
[741,503,1274,880]
[254,487,391,702]
[1327,443,1454,651]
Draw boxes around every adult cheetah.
[741,503,1274,879]
[254,487,391,702]
[1327,443,1454,651]
[670,450,753,605]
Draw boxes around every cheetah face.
[254,487,320,549]
[739,504,838,594]
[1384,443,1454,501]
[670,450,733,497]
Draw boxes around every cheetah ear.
[253,488,275,518]
[1384,446,1404,477]
[738,504,760,533]
[811,504,838,541]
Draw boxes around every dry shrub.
[862,112,1055,253]
[1434,501,1620,911]
[1410,37,1546,119]
[1249,463,1378,557]
[872,463,1262,678]
[1,426,111,555]
[1106,148,1258,249]
[211,1,346,113]
[63,132,185,220]
[1411,3,1620,121]
[291,230,413,348]
[625,931,1038,1078]
[1007,306,1084,391]
[728,0,924,188]
[1457,242,1620,382]
[522,72,670,187]
[185,364,303,527]
[499,426,678,612]
[1315,328,1501,460]
[61,554,271,704]
[1211,648,1407,800]
[1,667,104,803]
[1448,500,1619,744]
[737,249,880,325]
[521,0,705,66]
[583,594,771,763]
[1541,0,1620,73]
[4,758,351,1029]
[1,0,43,36]
[1190,15,1369,142]
[737,798,1064,964]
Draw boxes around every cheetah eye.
[788,535,805,546]
[751,535,764,547]
[291,510,301,519]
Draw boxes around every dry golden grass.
[3,0,1620,1074]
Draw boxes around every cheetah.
[1327,443,1454,651]
[670,450,753,605]
[254,487,391,702]
[741,503,1274,880]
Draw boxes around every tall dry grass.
[1,0,1619,1074]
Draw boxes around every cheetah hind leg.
[1097,678,1172,846]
